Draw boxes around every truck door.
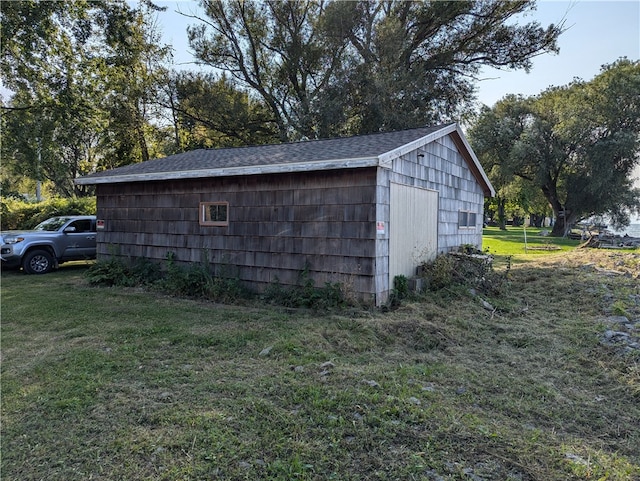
[62,219,97,259]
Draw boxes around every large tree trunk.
[542,182,567,236]
[497,197,507,230]
[551,214,567,237]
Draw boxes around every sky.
[153,0,640,107]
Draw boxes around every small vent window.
[200,202,229,226]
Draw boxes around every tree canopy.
[2,0,565,198]
[469,59,640,235]
[187,0,563,141]
[1,0,173,196]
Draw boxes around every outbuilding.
[77,123,494,305]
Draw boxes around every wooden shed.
[77,123,494,305]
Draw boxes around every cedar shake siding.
[388,134,486,252]
[96,168,378,301]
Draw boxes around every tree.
[470,59,640,236]
[162,72,279,151]
[187,0,563,141]
[1,1,172,195]
[96,1,172,168]
[1,0,108,197]
[469,95,532,229]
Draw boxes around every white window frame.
[458,210,477,229]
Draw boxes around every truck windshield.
[34,217,72,232]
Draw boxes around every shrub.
[262,267,350,309]
[87,253,247,302]
[1,197,96,230]
[159,253,213,298]
[85,257,137,287]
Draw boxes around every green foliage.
[189,0,562,140]
[393,274,409,299]
[86,253,246,303]
[158,251,213,298]
[262,265,349,309]
[1,1,171,194]
[0,197,96,230]
[85,257,138,287]
[169,72,279,151]
[470,59,640,236]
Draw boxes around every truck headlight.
[3,236,24,245]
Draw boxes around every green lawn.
[482,226,581,258]
[2,252,639,480]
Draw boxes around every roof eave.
[75,156,380,185]
[377,123,457,167]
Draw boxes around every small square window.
[458,210,477,229]
[200,202,228,226]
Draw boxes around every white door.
[389,183,438,281]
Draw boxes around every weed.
[393,274,409,299]
[262,264,350,309]
[85,256,137,287]
[612,300,630,318]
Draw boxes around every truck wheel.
[22,249,54,274]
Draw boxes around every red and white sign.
[96,219,105,230]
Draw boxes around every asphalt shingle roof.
[79,124,450,181]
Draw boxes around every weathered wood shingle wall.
[389,134,485,253]
[96,168,378,300]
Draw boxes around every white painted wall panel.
[389,183,438,281]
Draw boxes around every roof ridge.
[198,123,455,153]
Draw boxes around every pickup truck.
[1,215,97,274]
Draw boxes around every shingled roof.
[76,123,494,196]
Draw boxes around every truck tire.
[22,249,54,274]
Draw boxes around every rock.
[259,345,273,356]
[363,379,380,388]
[320,361,335,369]
[606,315,630,324]
[480,299,494,311]
[602,330,629,342]
[407,396,421,405]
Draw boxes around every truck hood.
[1,230,57,243]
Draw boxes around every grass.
[2,247,640,480]
[482,226,582,259]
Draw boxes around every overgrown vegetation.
[86,255,350,309]
[0,196,96,230]
[418,249,510,297]
[86,254,247,304]
[2,249,638,480]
